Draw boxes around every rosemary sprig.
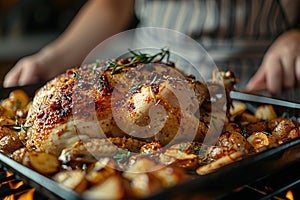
[106,48,170,75]
[192,147,201,154]
[3,123,32,131]
[113,148,131,163]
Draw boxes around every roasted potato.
[1,99,17,117]
[86,158,118,185]
[83,175,125,200]
[0,135,24,155]
[151,166,186,187]
[159,148,199,170]
[53,170,87,193]
[218,131,251,153]
[239,112,260,124]
[230,101,247,120]
[123,157,159,180]
[267,117,286,131]
[272,119,295,141]
[9,89,29,109]
[28,152,60,175]
[130,173,163,198]
[255,105,277,120]
[247,132,277,152]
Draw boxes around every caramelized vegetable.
[28,152,60,175]
[255,105,277,120]
[247,132,277,152]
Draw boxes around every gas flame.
[286,190,294,200]
[18,188,36,200]
[2,171,35,200]
[8,180,24,189]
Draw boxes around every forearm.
[39,0,135,69]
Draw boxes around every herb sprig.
[106,48,170,75]
[113,148,131,163]
[3,123,31,131]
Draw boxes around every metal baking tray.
[0,84,299,200]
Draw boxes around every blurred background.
[0,0,87,82]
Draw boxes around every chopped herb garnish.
[240,128,248,137]
[74,72,80,79]
[113,148,131,163]
[198,148,207,156]
[3,123,32,131]
[178,144,185,152]
[89,67,95,73]
[192,147,201,154]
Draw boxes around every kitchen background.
[0,0,87,82]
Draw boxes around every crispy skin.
[25,62,210,156]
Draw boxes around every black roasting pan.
[0,84,299,200]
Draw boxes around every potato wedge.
[230,101,246,119]
[131,173,163,198]
[151,166,186,187]
[86,158,118,185]
[53,170,87,193]
[255,105,277,120]
[83,174,125,200]
[159,149,199,170]
[28,152,60,175]
[123,157,159,180]
[196,151,243,175]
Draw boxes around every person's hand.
[4,54,45,87]
[247,29,300,94]
[3,48,67,87]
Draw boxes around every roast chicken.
[24,51,229,156]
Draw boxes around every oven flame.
[1,171,35,200]
[8,180,24,189]
[286,190,294,200]
[6,171,14,177]
[18,188,36,200]
[3,188,35,200]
